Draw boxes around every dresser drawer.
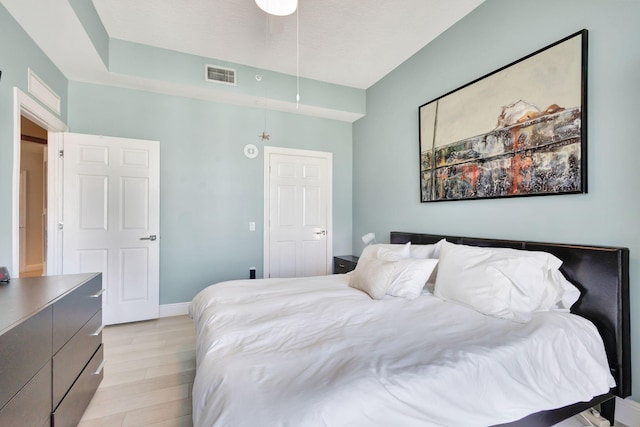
[52,344,104,427]
[53,309,102,409]
[0,306,52,410]
[53,274,102,353]
[0,360,51,427]
[333,256,359,274]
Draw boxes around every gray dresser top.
[0,273,100,335]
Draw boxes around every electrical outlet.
[249,222,256,231]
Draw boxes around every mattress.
[189,274,615,427]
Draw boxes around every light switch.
[249,222,256,231]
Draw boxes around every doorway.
[12,88,67,277]
[263,146,333,278]
[19,116,47,277]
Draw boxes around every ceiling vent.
[205,64,237,86]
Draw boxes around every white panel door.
[61,133,160,325]
[265,148,332,278]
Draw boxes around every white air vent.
[205,64,237,86]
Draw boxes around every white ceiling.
[6,0,484,90]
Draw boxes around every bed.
[189,232,631,427]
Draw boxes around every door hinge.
[58,149,64,158]
[58,222,63,230]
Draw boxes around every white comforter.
[189,274,615,427]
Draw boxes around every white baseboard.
[159,302,190,318]
[616,397,640,426]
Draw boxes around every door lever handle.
[314,230,326,236]
[140,234,157,241]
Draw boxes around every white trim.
[27,68,61,115]
[159,302,190,318]
[12,88,67,277]
[263,146,333,278]
[616,397,640,427]
[46,133,64,276]
[19,170,27,273]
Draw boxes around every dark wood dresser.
[0,273,104,427]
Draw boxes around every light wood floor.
[78,315,196,427]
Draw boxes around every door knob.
[140,234,157,241]
[314,230,326,236]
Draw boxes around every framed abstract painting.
[419,30,587,202]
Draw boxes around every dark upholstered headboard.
[390,232,631,404]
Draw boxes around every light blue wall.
[68,0,109,67]
[67,82,352,305]
[0,4,68,269]
[108,39,365,116]
[353,0,639,402]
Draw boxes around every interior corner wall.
[352,0,639,402]
[67,81,353,305]
[0,3,68,271]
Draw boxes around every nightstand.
[333,255,359,274]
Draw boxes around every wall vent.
[205,64,237,86]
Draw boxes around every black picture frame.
[419,29,588,202]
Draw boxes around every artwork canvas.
[419,30,587,202]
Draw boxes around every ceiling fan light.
[255,0,298,16]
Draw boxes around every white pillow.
[412,239,446,292]
[410,239,445,259]
[358,243,411,265]
[376,243,412,259]
[551,269,581,309]
[487,246,580,310]
[349,256,397,299]
[434,241,577,322]
[349,242,413,299]
[386,258,439,299]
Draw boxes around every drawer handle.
[93,359,106,376]
[90,288,106,298]
[91,324,105,336]
[339,264,346,268]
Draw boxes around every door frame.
[12,88,67,276]
[263,146,333,278]
[19,170,27,273]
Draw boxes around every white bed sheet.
[189,274,615,427]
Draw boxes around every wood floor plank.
[106,341,196,363]
[89,370,195,402]
[79,315,195,426]
[106,348,195,373]
[82,383,191,419]
[122,398,192,426]
[99,367,147,388]
[147,414,193,427]
[77,412,125,427]
[145,360,197,379]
